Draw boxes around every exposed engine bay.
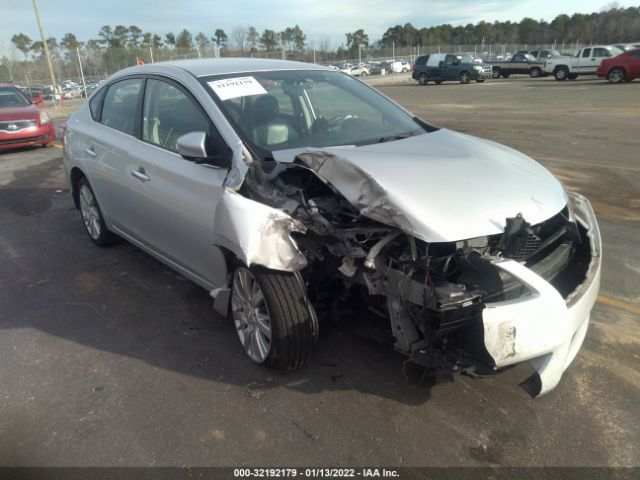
[233,150,595,390]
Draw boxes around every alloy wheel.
[79,184,101,240]
[231,267,272,363]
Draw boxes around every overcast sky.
[1,0,636,51]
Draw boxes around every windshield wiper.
[377,134,412,143]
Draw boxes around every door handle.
[131,167,150,182]
[85,147,97,157]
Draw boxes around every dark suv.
[412,54,492,85]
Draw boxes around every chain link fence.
[0,42,586,91]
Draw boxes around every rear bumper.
[0,123,55,150]
[482,193,601,396]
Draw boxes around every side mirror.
[176,131,231,169]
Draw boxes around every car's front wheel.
[492,68,501,79]
[231,266,317,373]
[77,177,118,247]
[459,71,471,84]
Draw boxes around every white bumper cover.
[482,193,602,396]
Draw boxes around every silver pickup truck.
[544,45,625,80]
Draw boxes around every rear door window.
[100,78,143,135]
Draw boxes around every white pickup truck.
[544,45,624,80]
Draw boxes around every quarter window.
[100,78,143,135]
[592,48,610,57]
[142,78,213,153]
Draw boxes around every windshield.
[201,70,428,156]
[459,54,474,63]
[609,46,624,56]
[0,87,31,107]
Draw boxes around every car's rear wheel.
[554,67,569,81]
[435,80,443,85]
[492,68,501,79]
[608,67,625,83]
[459,71,471,84]
[530,67,542,78]
[418,73,428,85]
[231,266,317,373]
[77,177,118,247]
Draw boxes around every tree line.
[3,5,639,83]
[380,6,640,47]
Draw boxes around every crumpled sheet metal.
[296,151,414,234]
[213,189,308,272]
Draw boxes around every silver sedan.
[63,59,601,396]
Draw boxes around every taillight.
[411,65,415,72]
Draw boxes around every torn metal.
[218,146,601,396]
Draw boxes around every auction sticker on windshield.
[208,76,267,101]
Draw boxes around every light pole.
[32,0,57,103]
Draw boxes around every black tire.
[492,68,501,79]
[568,74,578,80]
[459,71,471,84]
[231,266,317,373]
[608,67,625,83]
[435,80,443,85]
[418,73,428,85]
[554,66,569,81]
[501,72,510,78]
[476,78,485,83]
[530,67,542,78]
[77,177,119,247]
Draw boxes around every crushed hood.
[279,129,566,242]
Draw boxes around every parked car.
[614,43,640,52]
[347,64,371,77]
[390,60,411,73]
[544,45,624,80]
[413,53,492,84]
[21,89,45,107]
[596,48,640,83]
[528,49,562,60]
[62,87,83,99]
[0,83,55,150]
[489,53,546,78]
[63,59,601,397]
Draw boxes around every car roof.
[121,58,330,79]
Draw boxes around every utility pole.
[32,0,57,101]
[76,47,87,97]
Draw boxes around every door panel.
[121,77,229,286]
[83,77,145,233]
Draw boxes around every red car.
[0,83,55,150]
[596,49,640,83]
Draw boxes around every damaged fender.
[296,151,415,233]
[213,188,308,272]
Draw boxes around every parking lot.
[0,75,639,467]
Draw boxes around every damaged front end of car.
[215,149,601,397]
